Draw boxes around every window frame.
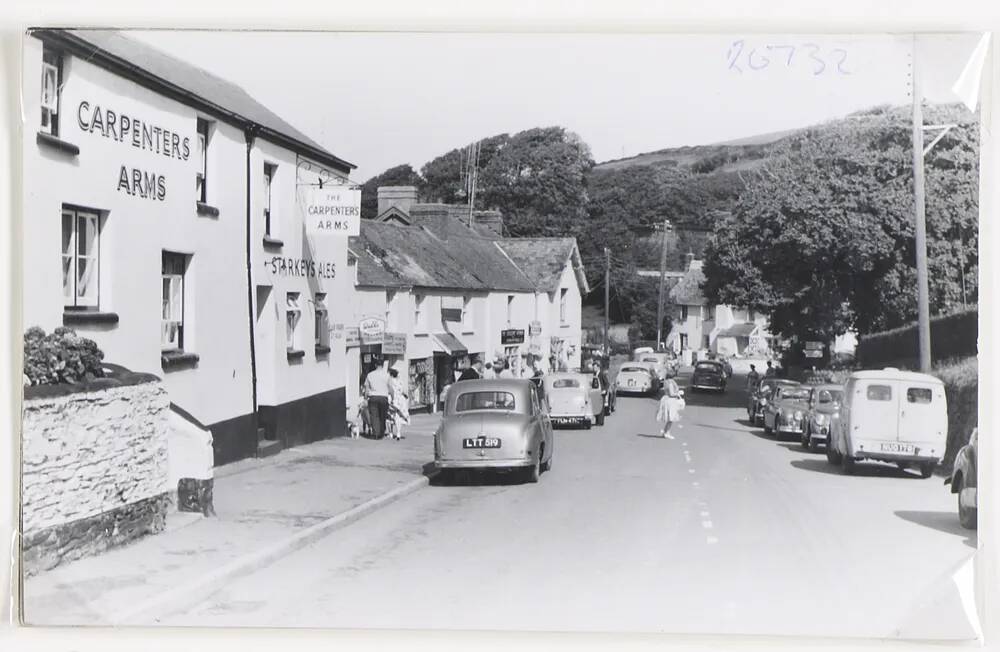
[41,47,62,136]
[559,288,568,324]
[196,118,210,203]
[906,387,933,404]
[681,305,689,320]
[286,292,302,352]
[866,384,893,402]
[62,207,101,309]
[414,293,425,332]
[462,295,472,330]
[264,162,277,236]
[314,292,329,350]
[506,294,514,325]
[161,252,187,352]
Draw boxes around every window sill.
[161,350,199,369]
[196,202,220,217]
[413,332,429,338]
[37,131,80,156]
[315,345,331,356]
[63,310,119,326]
[286,348,306,360]
[560,322,571,328]
[263,236,284,248]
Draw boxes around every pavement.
[21,412,443,626]
[156,371,978,639]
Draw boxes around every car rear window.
[695,362,720,370]
[454,391,516,412]
[866,385,893,401]
[641,357,659,363]
[620,366,647,373]
[552,379,581,388]
[780,388,810,400]
[906,387,933,404]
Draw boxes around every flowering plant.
[23,326,105,386]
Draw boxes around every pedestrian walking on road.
[656,378,685,440]
[387,368,409,440]
[363,358,391,439]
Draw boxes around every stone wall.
[21,380,170,575]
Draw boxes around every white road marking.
[700,511,710,518]
[707,536,719,545]
[691,481,700,487]
[688,468,696,474]
[702,520,713,529]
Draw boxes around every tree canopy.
[701,104,979,341]
[359,163,425,219]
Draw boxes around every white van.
[827,368,947,477]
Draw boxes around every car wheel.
[808,436,819,453]
[540,444,551,472]
[801,424,810,450]
[763,419,773,436]
[957,473,977,530]
[919,461,935,479]
[525,455,541,484]
[826,436,840,465]
[841,453,856,475]
[596,411,605,426]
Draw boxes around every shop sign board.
[383,332,407,355]
[344,327,360,347]
[304,187,361,236]
[804,341,824,351]
[501,329,525,345]
[529,320,542,336]
[359,317,385,345]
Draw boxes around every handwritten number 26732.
[727,40,851,75]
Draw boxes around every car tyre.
[763,419,773,436]
[801,424,811,450]
[826,436,841,465]
[919,461,935,479]
[525,455,541,484]
[596,411,605,426]
[841,453,856,475]
[957,473,977,530]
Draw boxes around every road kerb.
[111,473,434,626]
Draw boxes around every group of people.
[359,358,409,440]
[744,359,778,390]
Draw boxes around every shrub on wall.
[23,326,105,386]
[935,356,978,471]
[856,309,977,369]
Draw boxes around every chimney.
[472,210,504,237]
[376,186,418,218]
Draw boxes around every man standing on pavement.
[458,357,484,381]
[363,358,391,439]
[746,364,761,391]
[764,360,776,378]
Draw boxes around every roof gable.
[497,238,589,294]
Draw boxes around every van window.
[906,387,933,404]
[866,385,893,401]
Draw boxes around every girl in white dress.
[387,368,410,440]
[655,378,685,439]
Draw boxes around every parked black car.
[690,360,727,393]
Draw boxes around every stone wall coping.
[24,370,161,401]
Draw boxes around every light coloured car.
[827,368,947,477]
[635,352,674,381]
[748,378,798,426]
[945,427,978,529]
[615,362,661,396]
[801,384,844,452]
[543,372,605,428]
[433,379,553,483]
[762,383,809,439]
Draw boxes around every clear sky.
[130,31,980,180]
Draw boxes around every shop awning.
[433,332,468,356]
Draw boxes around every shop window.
[286,292,302,352]
[61,207,100,308]
[559,288,568,324]
[264,163,277,236]
[506,295,514,324]
[314,292,330,352]
[462,295,472,330]
[161,252,188,351]
[196,118,210,202]
[40,46,62,136]
[414,294,426,332]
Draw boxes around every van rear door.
[897,380,947,455]
[854,380,898,443]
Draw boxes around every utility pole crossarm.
[922,123,957,157]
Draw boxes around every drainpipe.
[245,124,260,416]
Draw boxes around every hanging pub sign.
[529,320,542,336]
[304,186,361,236]
[501,329,525,345]
[382,332,407,355]
[359,317,385,345]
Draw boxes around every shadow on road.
[431,468,528,487]
[790,458,926,479]
[776,442,824,455]
[895,510,977,548]
[636,433,665,439]
[687,422,755,435]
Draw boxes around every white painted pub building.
[23,30,354,465]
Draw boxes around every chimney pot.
[376,186,418,219]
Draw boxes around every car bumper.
[617,386,652,394]
[692,382,724,390]
[776,424,804,434]
[435,458,532,471]
[850,440,942,463]
[809,424,830,440]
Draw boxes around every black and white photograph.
[15,27,988,641]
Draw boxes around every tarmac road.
[162,371,979,639]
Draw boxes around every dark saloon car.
[801,384,844,452]
[690,360,727,393]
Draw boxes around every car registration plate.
[880,442,916,454]
[463,437,501,449]
[628,379,635,386]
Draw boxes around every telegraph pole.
[604,247,610,356]
[655,219,671,349]
[912,37,932,372]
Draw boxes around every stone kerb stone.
[21,380,171,575]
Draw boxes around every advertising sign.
[383,332,407,355]
[304,187,361,236]
[344,327,360,347]
[501,329,525,345]
[529,320,542,336]
[804,341,824,350]
[359,317,385,345]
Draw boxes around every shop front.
[431,331,469,410]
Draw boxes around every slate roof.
[351,222,481,289]
[669,260,707,306]
[39,29,353,173]
[497,238,590,294]
[718,323,759,338]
